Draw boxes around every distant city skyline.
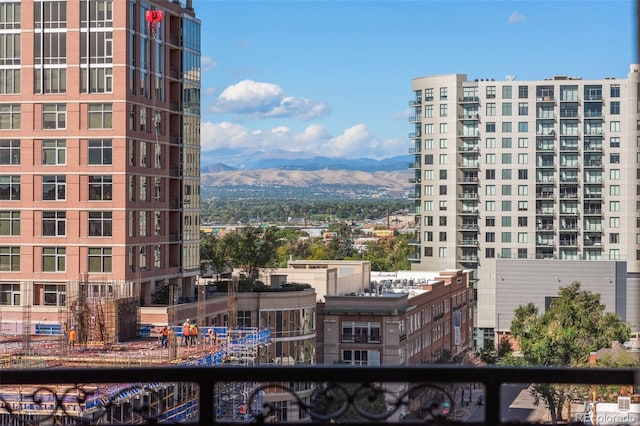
[195,0,635,160]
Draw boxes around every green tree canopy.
[509,281,631,422]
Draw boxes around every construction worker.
[190,322,198,345]
[182,321,190,346]
[68,327,77,348]
[160,326,169,348]
[208,328,216,346]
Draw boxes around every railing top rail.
[0,365,635,386]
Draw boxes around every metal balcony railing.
[0,365,636,425]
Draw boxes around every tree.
[509,281,631,422]
[200,231,232,282]
[225,226,282,283]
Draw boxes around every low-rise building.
[318,269,474,365]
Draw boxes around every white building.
[408,65,640,348]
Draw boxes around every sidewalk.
[452,386,484,421]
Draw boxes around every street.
[464,384,549,423]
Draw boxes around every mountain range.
[201,150,413,195]
[202,148,412,173]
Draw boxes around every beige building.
[0,0,200,339]
[259,259,370,302]
[408,65,640,347]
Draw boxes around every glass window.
[518,216,527,226]
[485,138,496,148]
[502,185,511,195]
[518,233,528,243]
[610,101,620,115]
[424,104,433,118]
[502,169,512,179]
[439,87,447,100]
[610,121,620,132]
[610,84,620,97]
[88,211,112,237]
[42,175,66,200]
[485,232,495,242]
[486,103,496,116]
[610,137,620,148]
[0,282,20,304]
[439,104,447,117]
[0,247,19,272]
[502,102,512,115]
[43,284,66,306]
[502,216,511,226]
[486,169,495,179]
[88,175,113,200]
[485,185,495,195]
[88,139,112,165]
[518,137,528,148]
[518,102,528,115]
[88,247,112,273]
[424,88,434,101]
[42,139,66,165]
[0,104,20,129]
[502,153,512,164]
[502,201,511,211]
[42,211,65,236]
[502,122,512,132]
[0,175,20,200]
[518,85,528,99]
[0,139,19,165]
[486,122,495,132]
[42,104,66,129]
[502,86,512,99]
[486,86,496,99]
[501,248,511,258]
[518,122,528,132]
[501,138,512,148]
[518,185,528,195]
[439,123,447,133]
[42,247,65,272]
[518,169,528,179]
[0,211,19,236]
[486,216,495,226]
[88,103,112,129]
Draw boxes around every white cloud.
[209,80,329,120]
[508,12,525,24]
[201,56,217,72]
[201,121,405,159]
[393,108,413,121]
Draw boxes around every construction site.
[0,279,272,425]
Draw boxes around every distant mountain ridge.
[201,148,412,172]
[200,151,413,195]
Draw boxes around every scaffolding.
[64,279,139,347]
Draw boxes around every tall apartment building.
[409,65,640,348]
[0,1,201,333]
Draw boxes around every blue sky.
[193,0,636,160]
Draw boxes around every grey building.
[408,65,640,348]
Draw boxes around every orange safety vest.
[183,324,190,336]
[161,328,168,337]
